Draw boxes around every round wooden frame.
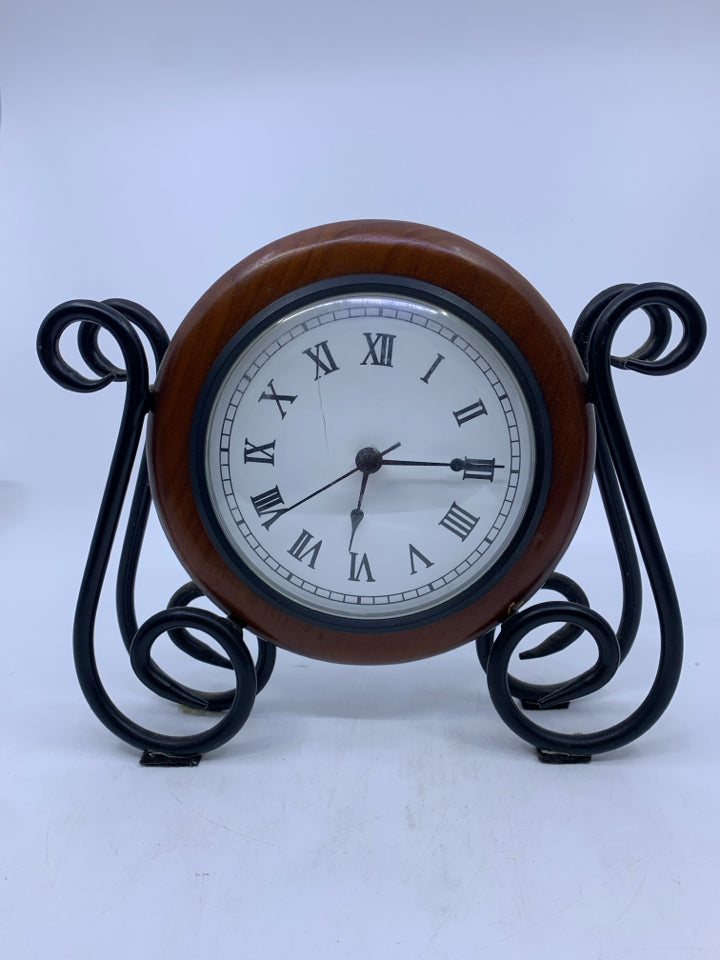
[148,221,595,665]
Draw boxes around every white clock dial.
[195,286,546,627]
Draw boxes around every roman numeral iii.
[462,458,504,481]
[438,501,480,541]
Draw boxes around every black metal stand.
[478,283,706,760]
[37,284,705,763]
[37,299,275,762]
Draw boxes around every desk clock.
[37,221,706,763]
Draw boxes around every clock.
[148,221,593,664]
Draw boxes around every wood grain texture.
[148,221,594,664]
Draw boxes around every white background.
[1,2,719,958]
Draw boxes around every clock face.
[191,278,550,631]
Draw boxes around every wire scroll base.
[478,282,706,760]
[37,283,705,762]
[37,299,275,761]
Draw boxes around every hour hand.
[348,471,369,551]
[348,507,364,551]
[347,442,401,550]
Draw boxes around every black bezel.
[190,274,552,633]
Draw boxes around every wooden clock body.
[148,221,594,665]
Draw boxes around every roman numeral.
[287,529,322,569]
[243,438,276,464]
[302,340,339,380]
[259,379,297,419]
[361,332,395,367]
[462,458,504,481]
[420,352,445,383]
[453,398,487,426]
[348,551,375,582]
[250,485,286,528]
[439,501,480,541]
[409,543,434,575]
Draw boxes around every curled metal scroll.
[38,281,705,761]
[37,299,274,757]
[164,581,277,696]
[481,283,706,756]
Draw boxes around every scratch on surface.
[317,380,330,452]
[602,855,648,886]
[430,805,450,840]
[606,858,649,925]
[508,817,527,922]
[200,814,281,847]
[424,864,484,951]
[470,896,584,955]
[425,908,457,950]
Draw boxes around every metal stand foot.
[537,749,592,765]
[522,700,570,711]
[140,752,203,768]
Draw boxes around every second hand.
[277,441,402,518]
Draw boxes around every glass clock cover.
[193,285,548,629]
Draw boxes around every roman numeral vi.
[348,551,375,582]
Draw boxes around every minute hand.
[381,456,505,476]
[381,457,469,471]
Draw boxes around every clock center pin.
[355,446,383,474]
